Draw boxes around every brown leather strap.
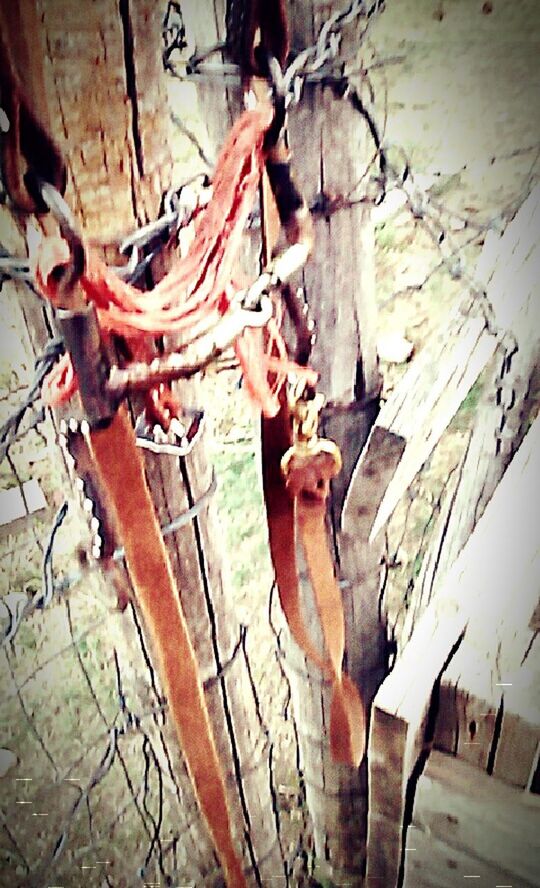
[89,407,246,887]
[258,70,365,766]
[262,413,366,766]
[261,398,328,673]
[298,503,365,765]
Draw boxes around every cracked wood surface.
[405,190,540,790]
[17,2,286,884]
[36,0,172,239]
[277,2,385,880]
[366,413,540,888]
[400,187,540,649]
[368,186,540,542]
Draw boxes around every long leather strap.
[297,502,365,765]
[262,408,366,766]
[262,397,327,673]
[258,85,366,768]
[89,407,246,887]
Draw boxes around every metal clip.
[256,52,286,150]
[135,407,205,456]
[281,377,342,482]
[287,377,323,442]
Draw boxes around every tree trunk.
[275,2,386,881]
[12,2,286,885]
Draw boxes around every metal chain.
[166,0,385,95]
[283,0,385,104]
[162,0,187,71]
[0,168,212,288]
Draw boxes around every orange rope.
[32,107,313,417]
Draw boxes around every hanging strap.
[32,247,248,884]
[17,102,250,882]
[89,407,247,887]
[257,68,366,768]
[262,391,366,767]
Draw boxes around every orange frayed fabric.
[32,108,311,417]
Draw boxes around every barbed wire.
[283,0,385,104]
[158,1,540,355]
[4,600,185,885]
[163,0,385,96]
[0,336,64,461]
[1,469,218,648]
[1,500,68,645]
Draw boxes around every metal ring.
[38,180,85,295]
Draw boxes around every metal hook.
[37,179,85,299]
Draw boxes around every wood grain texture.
[369,186,540,541]
[432,417,540,785]
[403,750,540,888]
[367,415,540,885]
[17,3,287,883]
[278,1,384,878]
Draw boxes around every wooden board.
[362,186,540,541]
[442,416,539,779]
[367,415,540,886]
[403,750,540,888]
[403,825,538,888]
[366,601,467,888]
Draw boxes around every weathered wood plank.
[436,616,540,785]
[369,186,540,540]
[341,426,405,686]
[400,444,468,646]
[403,825,538,888]
[367,414,540,886]
[366,603,466,888]
[403,750,540,888]
[432,425,540,780]
[492,620,539,787]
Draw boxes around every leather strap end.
[330,675,366,767]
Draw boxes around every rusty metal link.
[106,292,274,397]
[38,180,86,303]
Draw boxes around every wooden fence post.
[273,2,398,880]
[10,1,288,884]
